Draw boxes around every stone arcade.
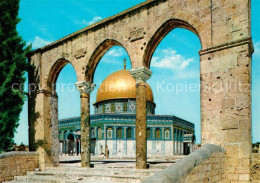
[27,0,253,182]
[58,63,195,157]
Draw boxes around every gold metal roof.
[96,69,153,103]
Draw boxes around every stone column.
[65,140,68,155]
[181,131,184,155]
[60,142,63,155]
[130,67,152,169]
[74,139,77,156]
[161,141,165,155]
[177,129,180,154]
[113,140,117,156]
[152,141,156,155]
[75,81,95,168]
[123,127,127,155]
[178,130,181,155]
[161,127,165,155]
[79,139,81,154]
[173,128,175,155]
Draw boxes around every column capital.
[75,81,96,95]
[130,67,152,83]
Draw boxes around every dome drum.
[94,98,155,115]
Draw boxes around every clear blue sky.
[14,0,260,145]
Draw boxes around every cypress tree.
[0,0,30,152]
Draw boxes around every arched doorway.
[67,133,75,156]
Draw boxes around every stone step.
[14,175,114,183]
[14,173,144,183]
[26,170,156,178]
[4,161,174,183]
[44,166,161,175]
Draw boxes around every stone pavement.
[4,159,180,183]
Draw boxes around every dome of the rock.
[96,69,154,103]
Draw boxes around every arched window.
[165,129,170,140]
[91,128,95,137]
[155,128,161,139]
[107,127,113,138]
[147,128,152,139]
[117,127,122,139]
[98,127,102,139]
[126,128,132,139]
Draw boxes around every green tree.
[0,0,30,152]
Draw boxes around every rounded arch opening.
[126,127,133,139]
[147,26,201,147]
[52,61,80,158]
[88,41,132,115]
[55,63,80,120]
[86,39,131,82]
[47,59,78,92]
[116,127,123,139]
[143,19,202,68]
[106,127,113,139]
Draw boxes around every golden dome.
[96,70,153,103]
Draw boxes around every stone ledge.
[199,37,254,56]
[142,144,225,183]
[0,151,38,159]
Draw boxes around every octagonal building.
[58,65,195,157]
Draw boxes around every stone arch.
[39,59,79,168]
[46,58,78,92]
[86,39,131,82]
[143,19,202,68]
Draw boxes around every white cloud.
[78,16,102,26]
[30,36,51,49]
[172,70,200,80]
[107,48,124,57]
[151,48,195,70]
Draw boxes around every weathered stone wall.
[142,144,225,183]
[0,152,39,182]
[201,42,252,182]
[252,153,260,183]
[178,153,225,183]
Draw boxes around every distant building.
[58,65,195,157]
